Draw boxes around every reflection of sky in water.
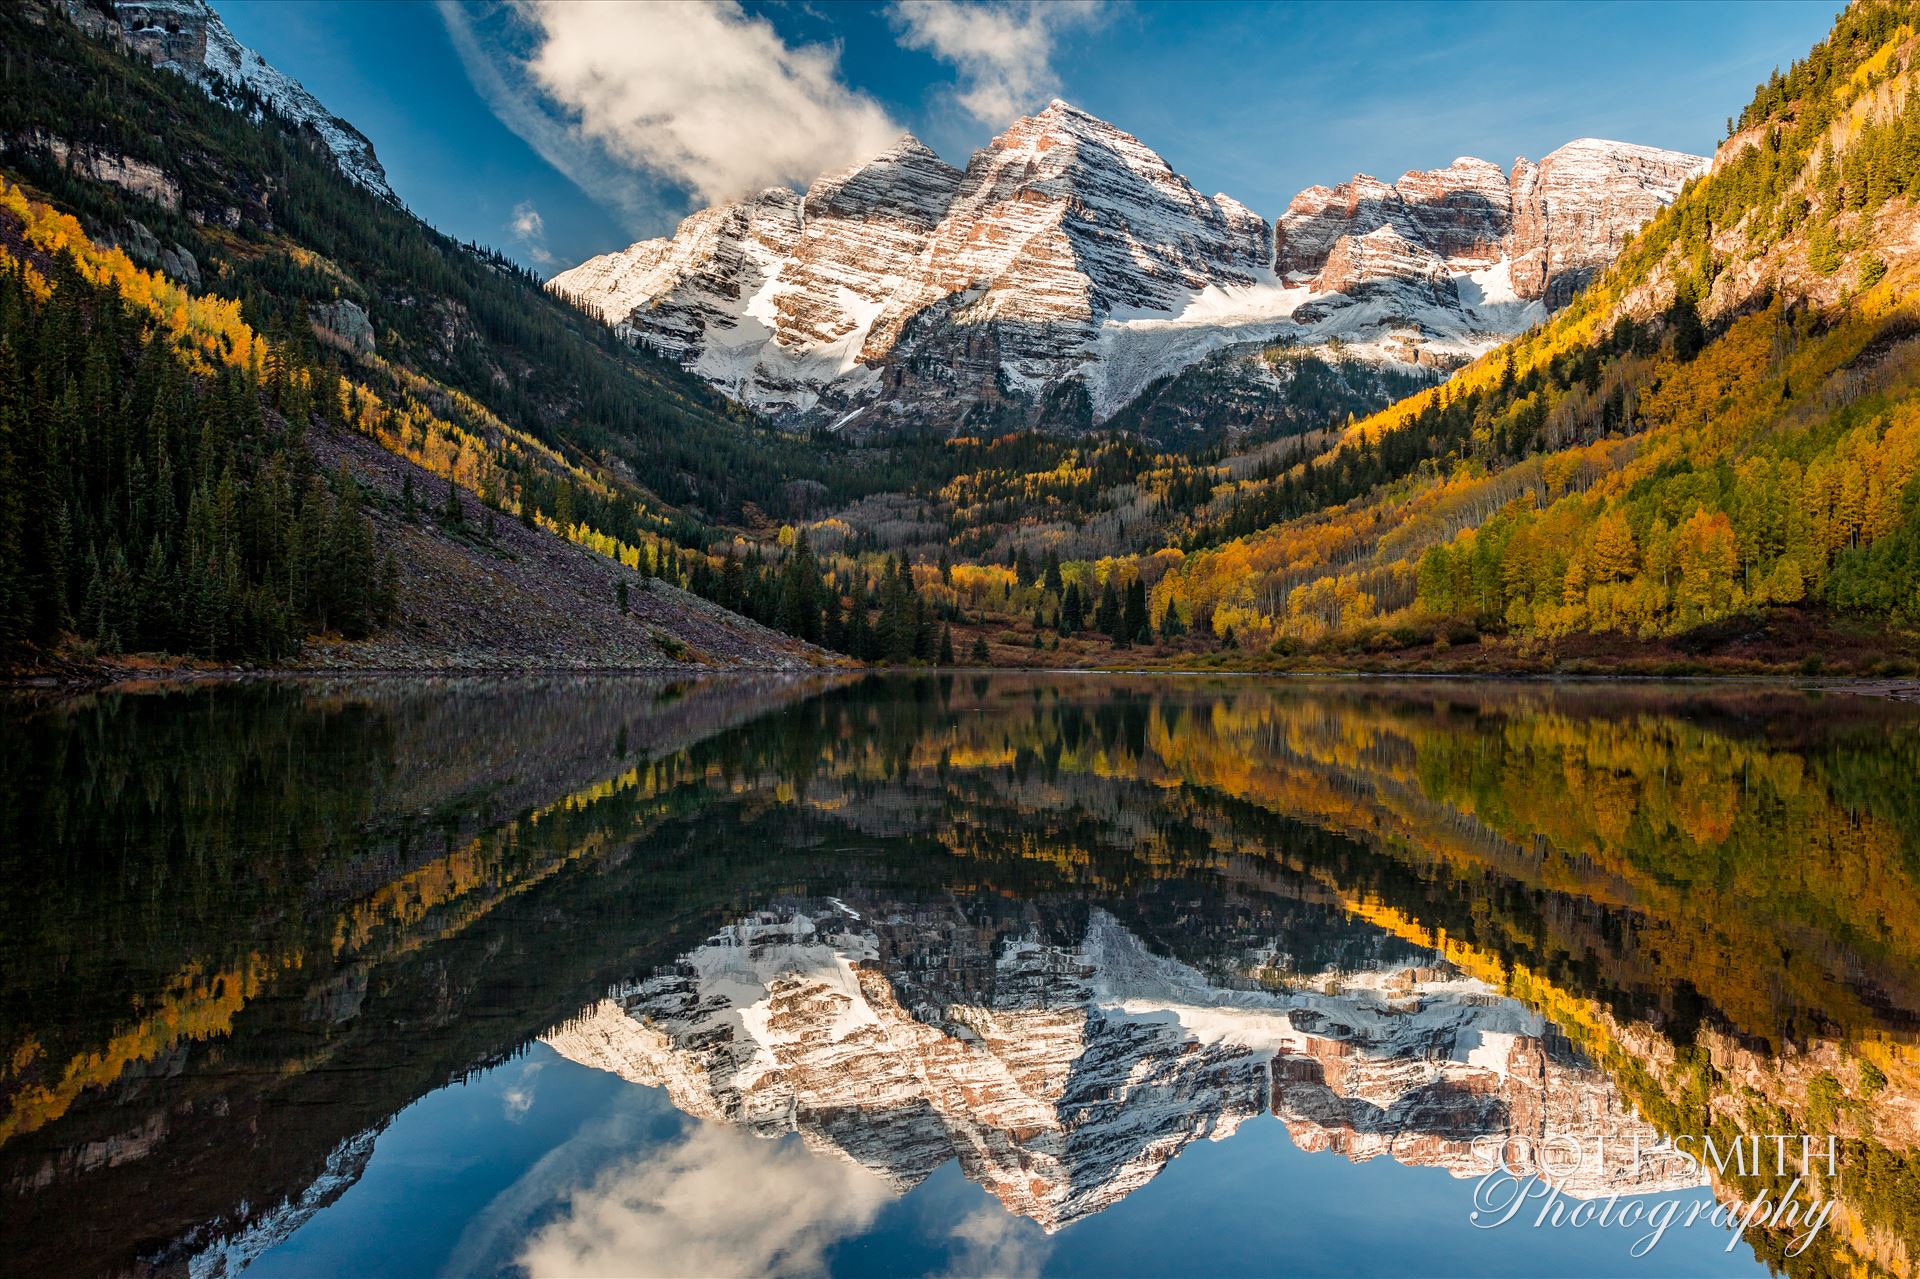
[247,1045,1761,1279]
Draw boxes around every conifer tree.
[1123,579,1148,644]
[1095,579,1122,642]
[1060,582,1085,634]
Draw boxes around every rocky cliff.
[546,901,1701,1230]
[553,106,1704,436]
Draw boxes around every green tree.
[1095,579,1122,643]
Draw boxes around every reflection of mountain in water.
[547,898,1699,1229]
[6,676,1918,1278]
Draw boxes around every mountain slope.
[98,0,396,201]
[0,177,823,671]
[555,103,1702,437]
[4,1,922,534]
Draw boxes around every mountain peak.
[555,102,1702,436]
[876,132,941,162]
[1015,97,1127,143]
[1538,136,1711,173]
[806,131,961,223]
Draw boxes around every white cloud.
[516,1123,892,1278]
[521,1,902,206]
[507,200,555,267]
[889,0,1105,125]
[439,1,902,232]
[438,1,678,237]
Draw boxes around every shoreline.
[6,656,1918,706]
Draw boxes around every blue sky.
[220,1,1840,275]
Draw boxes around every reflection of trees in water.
[0,676,1917,1275]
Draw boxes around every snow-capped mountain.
[546,902,1701,1229]
[98,0,396,201]
[551,103,1704,435]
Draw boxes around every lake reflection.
[2,676,1917,1277]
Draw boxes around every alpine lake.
[4,674,1918,1278]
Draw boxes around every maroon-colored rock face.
[1276,158,1512,283]
[1276,141,1707,304]
[552,109,1703,434]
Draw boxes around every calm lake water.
[3,675,1917,1278]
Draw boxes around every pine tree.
[377,550,399,622]
[878,557,917,663]
[1095,579,1122,642]
[1060,582,1084,634]
[1122,579,1148,644]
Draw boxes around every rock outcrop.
[546,902,1702,1230]
[554,106,1704,436]
[310,298,375,358]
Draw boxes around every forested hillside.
[1138,2,1920,660]
[7,0,1917,673]
[0,179,831,669]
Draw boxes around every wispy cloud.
[888,0,1106,125]
[437,1,676,236]
[524,1,902,205]
[507,200,555,267]
[440,0,901,231]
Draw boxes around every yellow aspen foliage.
[1589,512,1639,583]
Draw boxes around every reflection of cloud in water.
[501,1058,545,1122]
[937,1202,1053,1279]
[515,1123,890,1278]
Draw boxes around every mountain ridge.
[62,0,396,201]
[552,104,1705,437]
